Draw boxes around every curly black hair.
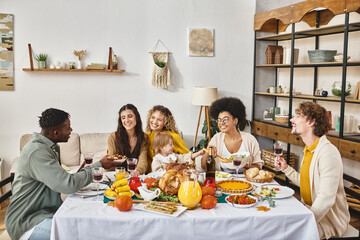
[209,97,246,128]
[38,108,70,130]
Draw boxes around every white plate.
[75,183,109,197]
[134,203,187,217]
[105,190,135,200]
[254,184,294,199]
[139,171,165,181]
[215,171,231,179]
[225,194,258,208]
[221,152,250,170]
[104,171,130,181]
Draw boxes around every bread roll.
[248,168,259,178]
[259,170,269,179]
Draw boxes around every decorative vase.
[77,60,82,69]
[331,81,351,97]
[38,61,46,69]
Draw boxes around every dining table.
[50,173,319,240]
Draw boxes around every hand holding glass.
[92,167,104,200]
[84,152,94,167]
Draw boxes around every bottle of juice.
[178,169,202,209]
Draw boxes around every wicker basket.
[262,149,296,171]
[275,114,289,123]
[244,169,275,183]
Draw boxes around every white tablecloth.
[51,190,319,240]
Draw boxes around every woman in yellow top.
[146,105,189,172]
[107,104,149,176]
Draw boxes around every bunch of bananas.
[105,174,132,198]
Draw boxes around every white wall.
[0,0,256,177]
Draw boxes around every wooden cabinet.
[252,0,360,164]
[339,139,360,162]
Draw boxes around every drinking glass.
[127,158,138,176]
[273,143,283,171]
[233,156,242,179]
[84,152,94,167]
[92,167,104,200]
[115,166,126,174]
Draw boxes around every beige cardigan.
[283,135,350,239]
[208,131,264,171]
[107,132,148,175]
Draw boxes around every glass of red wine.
[84,152,94,167]
[92,167,104,200]
[233,157,242,179]
[273,143,283,171]
[127,158,138,176]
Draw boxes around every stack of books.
[86,63,107,70]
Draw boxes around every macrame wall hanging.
[150,40,171,89]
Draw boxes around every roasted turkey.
[159,163,194,195]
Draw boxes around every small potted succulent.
[35,53,48,69]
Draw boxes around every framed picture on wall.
[0,13,14,91]
[187,28,214,57]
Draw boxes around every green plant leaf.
[155,60,166,68]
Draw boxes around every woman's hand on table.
[274,156,288,171]
[132,169,140,177]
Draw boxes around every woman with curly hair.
[146,105,189,171]
[107,104,149,176]
[201,97,263,172]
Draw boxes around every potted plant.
[35,53,48,69]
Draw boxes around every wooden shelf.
[23,44,124,73]
[22,68,125,73]
[256,21,360,41]
[255,92,360,103]
[256,61,360,68]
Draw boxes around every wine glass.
[92,167,104,200]
[273,143,283,171]
[127,158,138,176]
[233,156,242,179]
[84,152,94,167]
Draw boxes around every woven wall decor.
[151,52,170,89]
[150,39,171,89]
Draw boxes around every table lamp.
[192,87,218,149]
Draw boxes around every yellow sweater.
[147,131,189,172]
[300,137,320,206]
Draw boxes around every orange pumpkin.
[114,195,133,211]
[201,186,215,196]
[200,195,217,209]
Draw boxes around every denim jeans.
[29,218,52,240]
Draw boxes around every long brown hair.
[145,105,179,134]
[115,104,145,157]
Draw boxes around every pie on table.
[217,179,253,194]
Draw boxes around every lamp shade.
[192,87,218,106]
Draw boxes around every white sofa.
[11,133,110,174]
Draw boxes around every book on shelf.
[86,64,107,70]
[283,48,299,64]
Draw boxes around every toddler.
[151,132,204,172]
